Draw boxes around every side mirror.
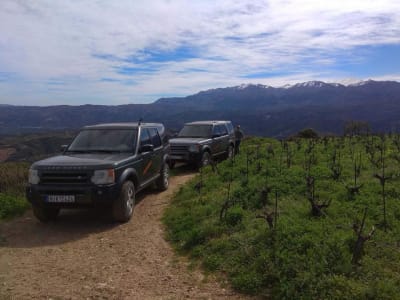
[61,145,68,152]
[139,144,154,153]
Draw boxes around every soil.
[0,172,251,300]
[0,148,15,162]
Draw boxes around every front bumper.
[26,183,120,208]
[169,152,202,164]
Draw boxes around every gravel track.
[0,173,250,300]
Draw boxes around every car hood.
[169,137,211,145]
[32,153,133,170]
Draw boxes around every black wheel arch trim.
[119,168,139,189]
[163,153,170,164]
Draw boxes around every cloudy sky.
[1,0,400,106]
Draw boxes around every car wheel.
[156,162,169,191]
[32,204,60,222]
[198,151,211,168]
[112,181,135,222]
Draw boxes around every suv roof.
[186,120,231,125]
[83,122,163,130]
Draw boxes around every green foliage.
[164,136,400,299]
[225,206,244,226]
[295,128,319,139]
[0,162,30,219]
[0,193,29,219]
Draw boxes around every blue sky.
[0,0,400,106]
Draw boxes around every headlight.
[91,169,115,185]
[28,169,40,185]
[188,144,201,152]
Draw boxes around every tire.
[32,204,60,222]
[156,162,169,191]
[197,151,211,168]
[112,181,135,222]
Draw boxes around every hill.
[0,131,76,162]
[1,80,400,137]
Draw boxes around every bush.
[0,193,29,219]
[225,206,244,226]
[231,270,263,294]
[296,128,319,139]
[0,162,30,220]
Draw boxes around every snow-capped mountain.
[1,80,400,137]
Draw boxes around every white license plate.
[46,195,75,203]
[171,155,184,160]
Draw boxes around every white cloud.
[0,0,400,105]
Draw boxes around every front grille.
[171,145,188,154]
[40,172,91,185]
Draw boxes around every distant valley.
[1,80,400,138]
[0,131,76,162]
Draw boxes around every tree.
[296,128,319,139]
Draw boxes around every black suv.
[169,121,235,168]
[26,122,170,223]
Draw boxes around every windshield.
[178,125,212,138]
[67,129,137,153]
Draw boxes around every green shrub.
[231,270,264,294]
[203,254,223,271]
[0,193,29,219]
[225,206,244,226]
[296,128,319,139]
[183,228,207,250]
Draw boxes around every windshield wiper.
[65,150,89,153]
[87,149,123,153]
[66,149,124,154]
[178,136,202,138]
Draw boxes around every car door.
[148,127,163,175]
[211,125,225,155]
[219,124,230,153]
[138,127,154,185]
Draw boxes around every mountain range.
[1,80,400,137]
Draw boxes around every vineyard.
[164,135,400,299]
[0,162,29,219]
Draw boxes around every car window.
[149,128,162,148]
[178,125,212,138]
[226,122,234,134]
[156,125,167,144]
[68,129,137,152]
[139,128,151,146]
[212,125,220,136]
[219,124,228,136]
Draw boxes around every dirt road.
[0,173,249,299]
